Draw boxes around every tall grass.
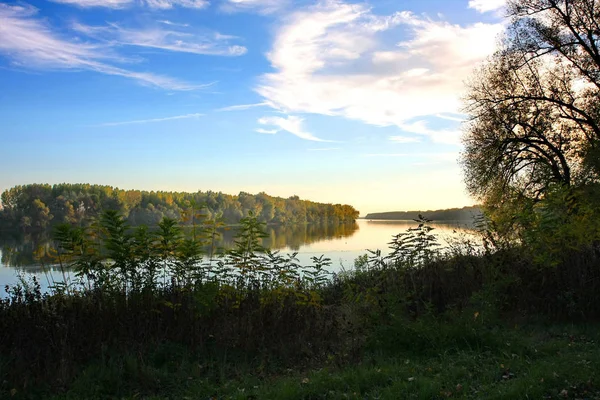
[1,212,600,398]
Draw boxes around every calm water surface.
[0,219,476,291]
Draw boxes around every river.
[0,219,477,292]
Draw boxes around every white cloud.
[73,22,246,56]
[435,113,466,122]
[0,4,233,90]
[362,153,409,158]
[363,152,458,162]
[144,0,209,9]
[217,102,269,112]
[95,113,204,126]
[468,0,506,13]
[158,20,190,27]
[50,0,132,8]
[399,120,462,145]
[257,1,504,142]
[389,136,420,144]
[221,0,287,14]
[255,128,278,134]
[0,4,108,67]
[50,0,209,9]
[257,115,333,142]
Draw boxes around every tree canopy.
[461,0,600,247]
[463,0,600,201]
[0,184,359,234]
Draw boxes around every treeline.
[364,206,482,221]
[0,184,359,233]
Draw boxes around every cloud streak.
[221,0,288,14]
[50,0,209,9]
[399,120,462,145]
[308,147,340,151]
[435,113,466,123]
[257,115,333,142]
[217,102,269,112]
[72,22,247,56]
[0,4,221,90]
[50,0,132,8]
[255,128,278,134]
[158,20,190,27]
[144,0,209,9]
[389,136,420,144]
[95,113,204,126]
[362,152,458,162]
[468,0,506,13]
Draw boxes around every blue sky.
[0,0,506,215]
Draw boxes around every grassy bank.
[2,212,600,399]
[51,324,600,399]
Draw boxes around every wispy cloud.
[389,136,420,144]
[435,113,466,123]
[0,4,221,90]
[363,152,458,162]
[363,153,410,158]
[0,4,111,66]
[50,0,209,9]
[144,0,209,9]
[468,0,506,13]
[255,128,278,134]
[158,20,190,27]
[399,120,462,144]
[221,0,288,14]
[73,22,247,56]
[95,113,204,126]
[257,1,504,139]
[308,147,340,151]
[217,102,269,112]
[257,115,333,142]
[50,0,132,8]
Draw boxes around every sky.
[0,0,507,215]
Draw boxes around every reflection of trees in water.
[263,222,359,252]
[5,264,68,275]
[206,222,359,254]
[0,222,360,268]
[1,232,56,268]
[364,219,475,228]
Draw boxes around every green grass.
[40,324,600,400]
[4,212,600,399]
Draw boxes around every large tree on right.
[462,0,600,242]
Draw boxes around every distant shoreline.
[362,206,482,221]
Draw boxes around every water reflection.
[305,219,477,255]
[0,219,480,291]
[0,233,56,268]
[0,222,360,270]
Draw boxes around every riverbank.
[48,323,600,399]
[6,284,600,400]
[2,213,599,399]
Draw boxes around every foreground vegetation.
[1,208,600,399]
[51,324,600,399]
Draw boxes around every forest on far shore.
[364,206,481,221]
[0,183,359,234]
